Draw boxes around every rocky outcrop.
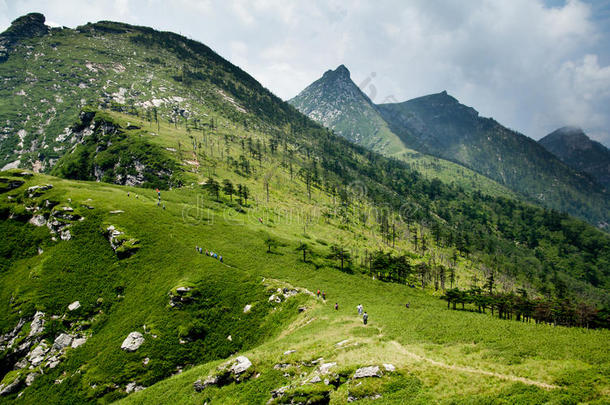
[353,366,382,379]
[193,356,254,392]
[106,225,140,258]
[28,311,45,337]
[121,332,144,352]
[0,13,49,62]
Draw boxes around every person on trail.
[205,249,209,256]
[163,203,166,210]
[406,303,410,309]
[127,192,130,197]
[214,253,218,259]
[317,290,320,298]
[335,303,338,310]
[219,255,223,263]
[322,292,326,300]
[136,194,139,199]
[363,312,368,325]
[357,304,363,316]
[157,200,160,207]
[196,245,199,252]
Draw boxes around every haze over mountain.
[1,12,609,405]
[539,126,610,191]
[290,65,610,228]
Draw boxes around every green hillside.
[0,14,609,405]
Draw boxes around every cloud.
[0,0,609,145]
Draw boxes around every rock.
[125,381,145,393]
[353,366,382,379]
[243,304,252,313]
[121,332,144,352]
[227,335,232,341]
[383,364,395,372]
[28,311,45,337]
[71,337,87,348]
[46,356,60,369]
[268,294,281,303]
[230,356,252,375]
[298,307,307,313]
[29,215,46,226]
[282,288,299,298]
[28,342,49,366]
[175,287,191,294]
[193,375,219,392]
[109,210,124,214]
[60,229,72,241]
[309,375,322,384]
[0,375,21,396]
[319,362,336,375]
[335,339,350,347]
[68,301,80,311]
[25,372,39,386]
[52,333,73,350]
[14,358,29,369]
[26,184,52,197]
[142,357,150,366]
[273,363,291,370]
[283,349,296,355]
[270,385,289,399]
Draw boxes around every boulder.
[193,375,219,392]
[28,342,49,366]
[353,366,382,379]
[28,311,45,337]
[52,333,73,350]
[68,301,81,311]
[243,304,252,313]
[0,375,21,396]
[121,332,144,352]
[309,375,322,384]
[230,356,252,375]
[383,364,395,372]
[60,229,72,241]
[71,337,87,348]
[125,382,144,393]
[319,362,336,375]
[283,349,296,355]
[29,215,46,226]
[268,294,281,303]
[175,287,191,294]
[25,372,39,387]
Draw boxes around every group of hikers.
[357,303,368,325]
[196,245,223,263]
[126,189,165,209]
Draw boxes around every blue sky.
[1,0,609,145]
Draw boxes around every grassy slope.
[1,112,608,404]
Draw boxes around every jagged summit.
[0,13,49,61]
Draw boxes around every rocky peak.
[0,13,49,62]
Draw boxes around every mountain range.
[0,13,609,404]
[290,65,609,228]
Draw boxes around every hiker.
[406,303,410,309]
[127,192,130,197]
[322,292,326,300]
[163,203,166,210]
[219,255,223,263]
[357,304,363,316]
[136,194,139,199]
[214,253,218,259]
[157,200,160,207]
[363,312,368,325]
[335,303,338,310]
[317,290,320,298]
[196,245,199,253]
[205,249,209,256]
[258,217,263,224]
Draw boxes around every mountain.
[1,14,610,404]
[291,67,610,228]
[539,126,610,191]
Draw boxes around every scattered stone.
[29,215,46,226]
[121,332,144,352]
[283,349,296,355]
[68,301,81,311]
[15,358,29,369]
[335,339,350,347]
[28,342,49,366]
[227,335,232,341]
[52,333,73,350]
[26,184,53,197]
[309,375,322,384]
[319,362,336,375]
[28,311,45,337]
[71,337,87,348]
[243,304,252,313]
[383,364,395,372]
[268,294,281,303]
[193,375,219,392]
[25,372,39,386]
[60,229,72,241]
[175,286,191,294]
[142,357,150,366]
[47,356,60,369]
[270,385,289,400]
[230,356,252,375]
[273,363,291,370]
[353,366,382,379]
[125,382,145,393]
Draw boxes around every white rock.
[230,356,252,375]
[309,375,322,384]
[60,229,71,241]
[25,372,39,386]
[53,333,73,350]
[125,382,144,393]
[227,335,232,341]
[71,337,87,348]
[335,339,350,347]
[175,287,191,294]
[29,215,46,226]
[319,362,336,374]
[68,301,81,311]
[28,311,45,337]
[283,349,296,355]
[353,366,382,379]
[28,342,49,366]
[243,304,252,313]
[383,364,395,372]
[121,332,144,352]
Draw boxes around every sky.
[1,0,609,146]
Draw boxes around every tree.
[206,177,220,201]
[264,233,280,253]
[328,245,351,272]
[296,242,310,262]
[222,179,235,201]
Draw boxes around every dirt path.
[391,341,559,390]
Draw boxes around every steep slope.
[377,93,610,228]
[289,65,405,155]
[0,14,609,404]
[539,126,610,191]
[289,66,517,199]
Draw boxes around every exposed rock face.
[121,332,144,352]
[25,372,40,386]
[0,375,21,396]
[106,225,140,258]
[53,333,73,350]
[193,375,219,392]
[28,342,49,366]
[0,13,49,62]
[319,362,336,375]
[28,311,45,337]
[353,366,382,379]
[125,381,144,393]
[29,214,46,226]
